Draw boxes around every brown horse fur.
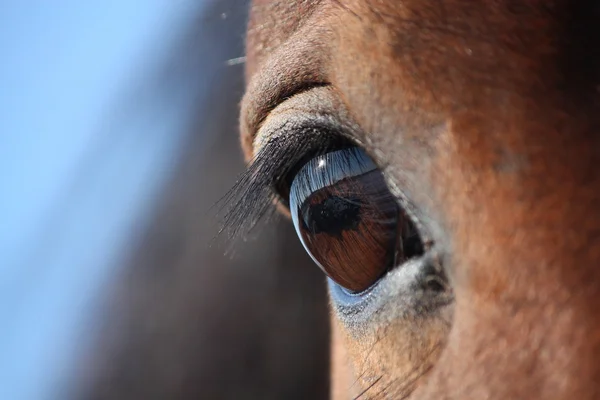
[240,1,600,399]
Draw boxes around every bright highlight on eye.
[289,147,423,293]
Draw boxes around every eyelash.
[218,126,356,242]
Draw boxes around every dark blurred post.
[74,1,330,399]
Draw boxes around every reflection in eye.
[289,147,423,293]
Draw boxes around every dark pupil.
[300,195,362,237]
[289,147,424,293]
[294,171,399,292]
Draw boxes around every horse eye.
[289,147,423,293]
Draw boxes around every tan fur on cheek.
[330,318,356,400]
[330,296,453,399]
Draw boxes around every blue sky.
[0,1,209,398]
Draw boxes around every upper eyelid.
[255,81,331,134]
[256,115,359,203]
[249,86,389,212]
[218,112,354,241]
[254,112,358,156]
[240,78,330,159]
[251,86,367,156]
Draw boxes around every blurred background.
[0,1,329,399]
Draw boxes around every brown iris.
[289,147,422,293]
